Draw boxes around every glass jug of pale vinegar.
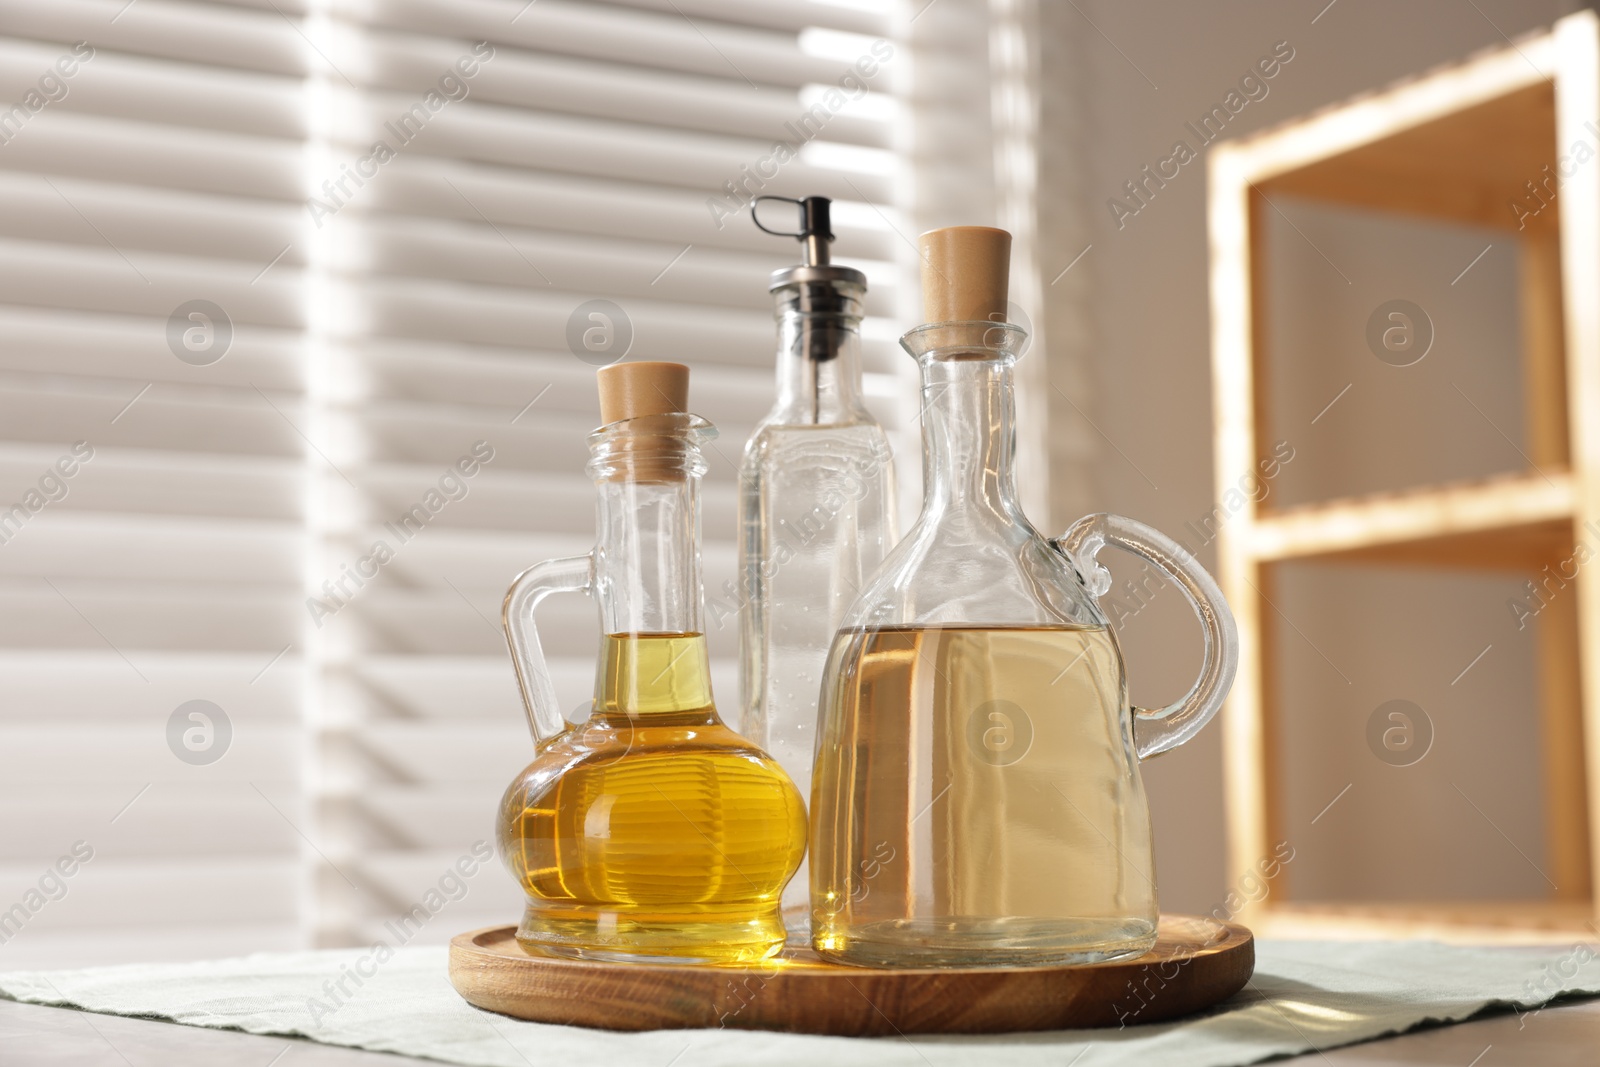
[810,321,1238,968]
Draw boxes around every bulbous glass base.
[516,900,787,964]
[497,641,808,967]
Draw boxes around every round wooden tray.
[449,915,1253,1035]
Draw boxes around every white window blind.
[0,0,904,965]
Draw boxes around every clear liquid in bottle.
[738,197,898,934]
[740,423,895,806]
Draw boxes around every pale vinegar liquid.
[810,624,1158,967]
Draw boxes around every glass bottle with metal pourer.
[737,195,898,935]
[809,227,1239,968]
[497,362,806,964]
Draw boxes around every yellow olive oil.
[499,633,807,963]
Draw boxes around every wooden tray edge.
[448,916,1255,1036]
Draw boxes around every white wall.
[1060,0,1573,914]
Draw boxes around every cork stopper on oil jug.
[918,226,1012,323]
[596,360,689,424]
[594,361,696,483]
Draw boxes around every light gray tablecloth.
[1,939,1597,1067]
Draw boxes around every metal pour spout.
[753,195,867,424]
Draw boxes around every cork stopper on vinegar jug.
[918,226,1012,323]
[597,361,690,424]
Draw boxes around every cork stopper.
[593,361,695,483]
[918,226,1011,323]
[597,361,689,424]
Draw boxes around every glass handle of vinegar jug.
[502,553,595,744]
[1057,513,1239,760]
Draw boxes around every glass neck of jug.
[770,278,868,425]
[901,322,1030,523]
[585,414,713,636]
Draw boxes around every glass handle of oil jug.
[1056,513,1239,761]
[503,552,595,745]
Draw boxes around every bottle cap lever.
[753,195,833,267]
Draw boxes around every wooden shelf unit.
[1207,11,1600,940]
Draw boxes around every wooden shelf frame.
[1251,471,1575,570]
[1207,11,1600,938]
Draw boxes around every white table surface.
[2,995,1597,1066]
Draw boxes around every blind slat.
[0,0,909,958]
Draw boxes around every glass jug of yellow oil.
[497,362,806,964]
